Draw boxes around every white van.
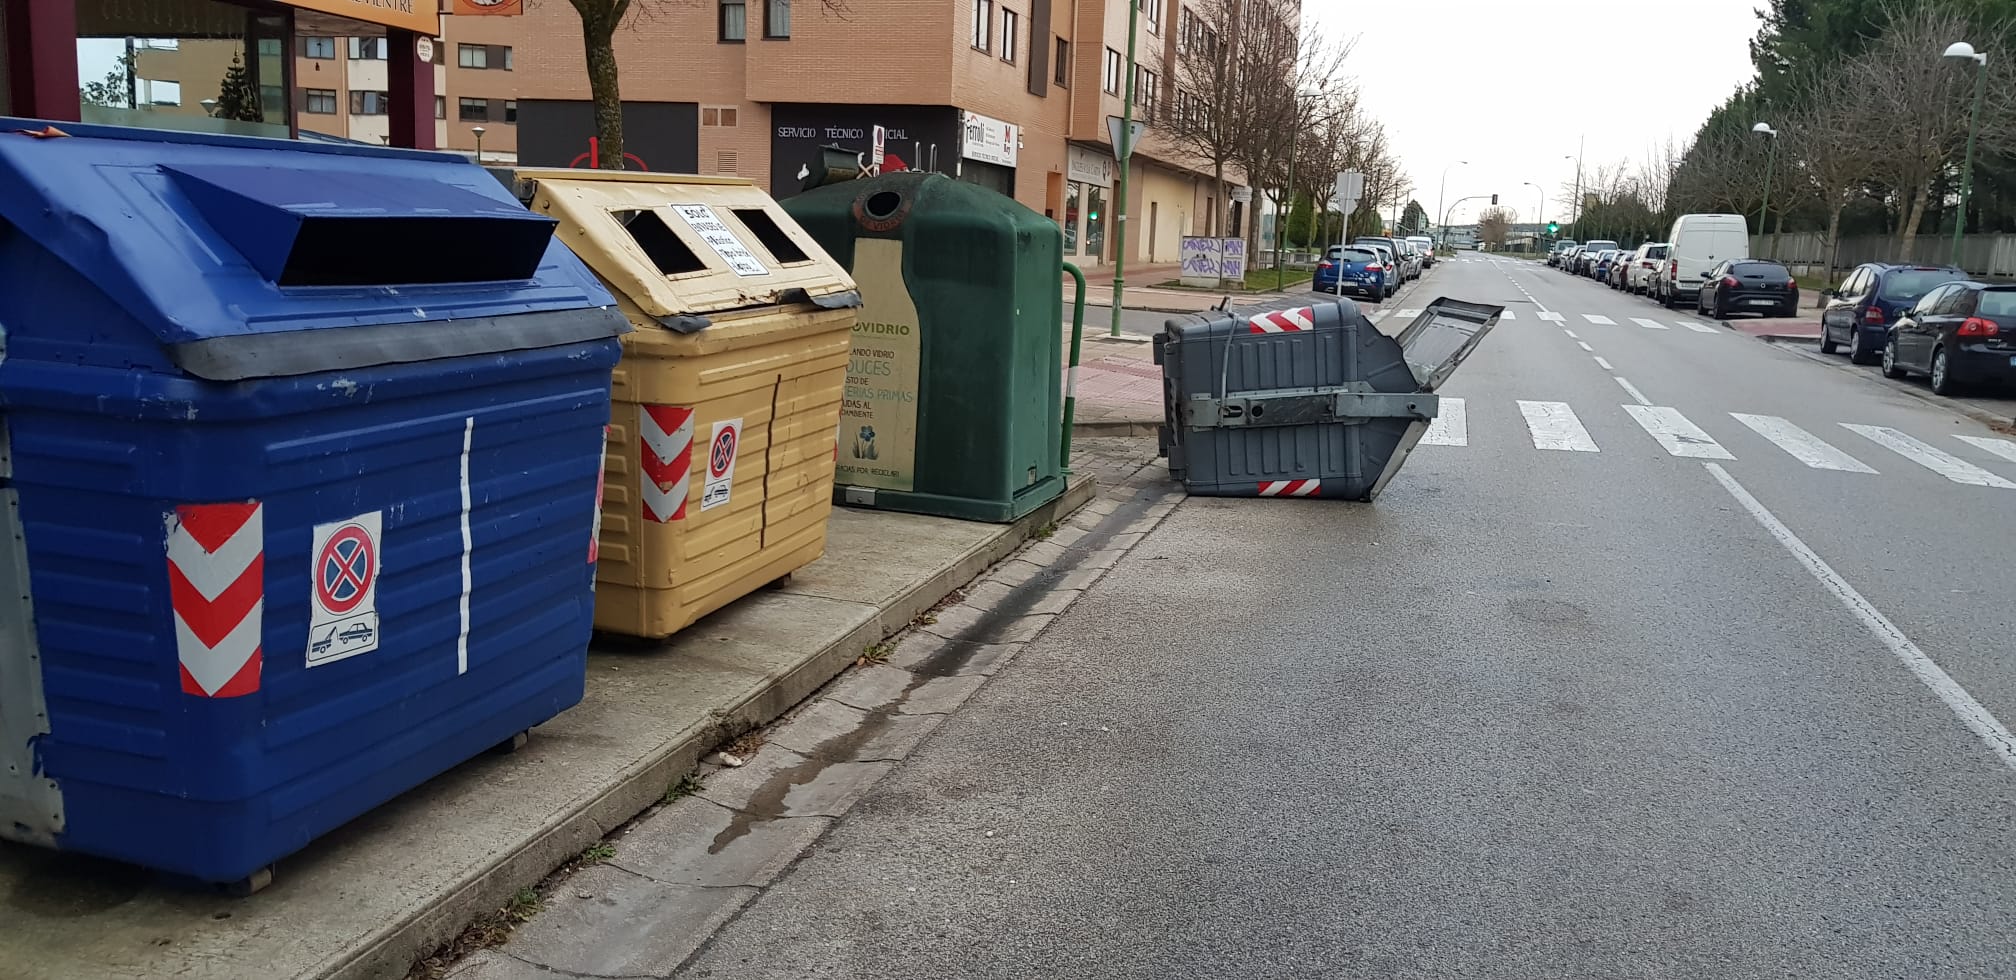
[1656,214,1750,308]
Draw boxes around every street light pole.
[1525,181,1544,254]
[472,126,487,164]
[1945,41,1989,269]
[1752,122,1777,258]
[1107,0,1144,338]
[1436,160,1467,246]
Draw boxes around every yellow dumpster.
[518,170,859,638]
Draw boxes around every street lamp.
[1753,122,1777,259]
[1525,181,1545,254]
[1436,160,1467,244]
[1945,40,1989,268]
[471,126,487,164]
[199,98,218,117]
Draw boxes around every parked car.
[1355,237,1419,281]
[1406,235,1437,268]
[1559,245,1585,272]
[1656,213,1749,307]
[1604,249,1636,288]
[1356,242,1401,297]
[1547,240,1578,267]
[1575,240,1619,276]
[1882,279,2016,395]
[1592,250,1621,283]
[1314,245,1391,299]
[1696,259,1798,318]
[1626,243,1670,294]
[1819,263,1967,364]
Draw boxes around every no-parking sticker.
[307,511,382,667]
[701,418,742,512]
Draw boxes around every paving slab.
[0,481,1090,980]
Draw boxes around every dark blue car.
[1314,245,1391,299]
[1820,263,1967,364]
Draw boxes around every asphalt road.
[678,255,2016,978]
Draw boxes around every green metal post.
[1061,261,1087,470]
[1757,135,1776,259]
[1277,140,1294,292]
[1108,0,1143,338]
[1953,61,1987,269]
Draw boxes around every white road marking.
[1705,462,2016,774]
[1517,400,1600,452]
[1398,308,1422,317]
[1615,377,1653,406]
[1954,434,2016,464]
[1844,424,2016,488]
[1675,319,1717,333]
[1421,397,1467,446]
[1537,312,1565,322]
[457,416,475,676]
[1624,405,1733,458]
[1583,314,1616,325]
[1500,310,1517,320]
[1630,317,1670,330]
[1577,341,1594,352]
[1594,356,1614,370]
[1563,329,1579,339]
[1730,414,1877,473]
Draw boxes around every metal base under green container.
[783,172,1064,523]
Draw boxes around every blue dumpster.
[0,121,629,888]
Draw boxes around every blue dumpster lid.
[0,120,626,380]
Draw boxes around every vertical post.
[1108,0,1143,338]
[4,0,81,121]
[1278,136,1294,292]
[1061,262,1087,469]
[1757,137,1776,260]
[387,29,436,150]
[1953,60,1987,270]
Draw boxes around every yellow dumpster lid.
[516,169,858,327]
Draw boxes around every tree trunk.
[1899,184,1928,263]
[1211,162,1228,239]
[582,17,624,169]
[1824,204,1844,279]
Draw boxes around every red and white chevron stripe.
[1247,307,1315,333]
[640,404,695,523]
[1257,479,1320,497]
[588,425,608,563]
[165,501,263,698]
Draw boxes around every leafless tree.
[1233,5,1355,257]
[1475,206,1514,247]
[1165,0,1259,235]
[563,0,846,169]
[1775,65,1882,271]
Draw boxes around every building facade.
[510,0,1259,267]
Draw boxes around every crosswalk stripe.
[1955,434,2016,463]
[1844,425,2016,488]
[1630,317,1670,330]
[1421,397,1467,446]
[1518,400,1599,452]
[1730,414,1877,473]
[1537,312,1565,322]
[1675,319,1717,333]
[1583,314,1616,325]
[1625,405,1735,459]
[1500,310,1517,320]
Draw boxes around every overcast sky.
[1314,0,1765,228]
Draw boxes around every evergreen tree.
[213,53,263,123]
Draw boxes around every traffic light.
[1547,221,1560,234]
[1490,193,1498,205]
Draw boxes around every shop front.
[1063,144,1113,266]
[957,109,1016,198]
[768,103,959,200]
[2,0,439,147]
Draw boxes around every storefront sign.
[838,239,922,492]
[770,105,959,198]
[286,0,438,35]
[451,0,524,14]
[961,111,1018,168]
[1067,146,1112,187]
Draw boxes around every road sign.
[701,417,742,512]
[1335,171,1365,203]
[1107,116,1146,161]
[307,511,382,667]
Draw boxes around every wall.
[1131,158,1196,264]
[1751,232,2016,279]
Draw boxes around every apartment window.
[306,89,338,114]
[459,97,489,122]
[458,44,488,68]
[1144,0,1161,34]
[257,38,281,57]
[348,36,387,60]
[504,47,514,69]
[1054,37,1069,86]
[435,95,446,119]
[702,106,740,127]
[971,0,992,51]
[1000,8,1018,63]
[1103,47,1121,94]
[349,90,390,115]
[1138,68,1158,120]
[304,36,335,59]
[720,0,746,40]
[505,100,518,123]
[765,0,790,37]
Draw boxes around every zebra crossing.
[1363,308,1719,333]
[1417,396,2016,489]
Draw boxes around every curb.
[329,479,1097,980]
[1072,420,1159,438]
[1759,336,2016,431]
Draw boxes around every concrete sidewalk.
[0,483,1093,980]
[1723,316,1822,341]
